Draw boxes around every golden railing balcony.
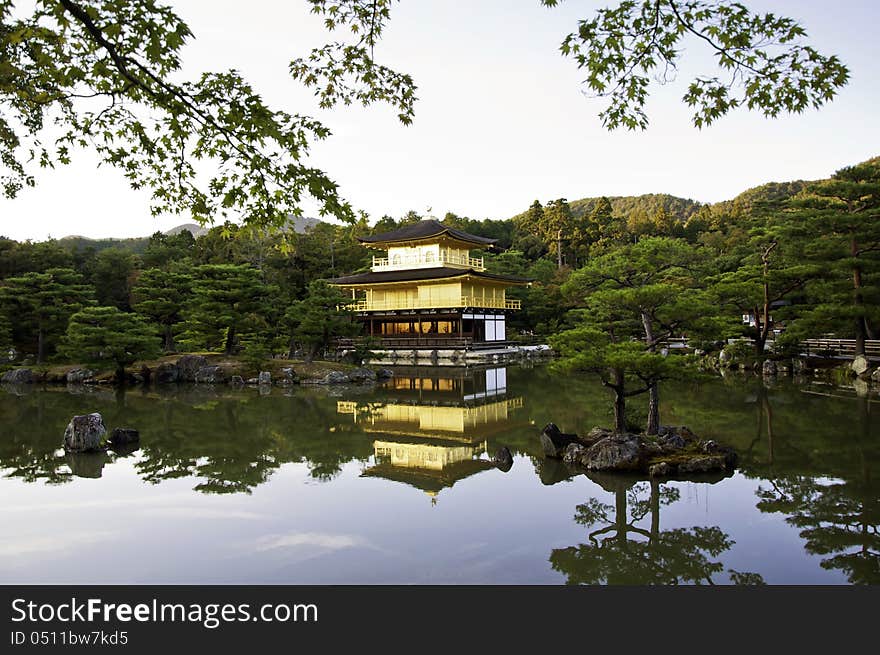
[343,296,521,312]
[371,252,485,272]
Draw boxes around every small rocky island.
[540,423,737,478]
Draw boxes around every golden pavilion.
[329,219,530,348]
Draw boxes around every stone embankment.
[1,356,394,387]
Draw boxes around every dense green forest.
[1,157,878,386]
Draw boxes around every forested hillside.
[1,158,877,380]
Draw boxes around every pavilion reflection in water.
[337,366,523,501]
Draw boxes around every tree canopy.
[1,0,849,228]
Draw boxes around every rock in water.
[66,368,94,384]
[110,428,140,446]
[258,371,272,385]
[195,366,225,384]
[1,368,34,384]
[852,355,869,377]
[63,413,106,452]
[230,375,245,386]
[154,362,180,384]
[540,423,581,458]
[562,443,588,466]
[177,355,208,382]
[348,367,378,384]
[321,371,351,384]
[493,447,513,472]
[580,434,643,471]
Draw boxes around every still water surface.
[1,365,877,584]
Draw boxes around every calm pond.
[1,365,877,584]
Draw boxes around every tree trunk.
[758,241,777,360]
[753,305,767,358]
[611,368,627,434]
[115,363,126,386]
[557,229,563,270]
[646,382,660,435]
[163,324,175,352]
[852,237,866,357]
[37,324,45,365]
[641,311,660,434]
[224,325,237,355]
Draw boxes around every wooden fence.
[800,338,880,360]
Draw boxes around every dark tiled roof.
[359,219,497,246]
[329,267,531,286]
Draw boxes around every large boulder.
[580,434,644,472]
[376,369,394,380]
[230,375,245,386]
[348,367,378,384]
[584,427,615,443]
[66,368,94,384]
[677,455,728,474]
[762,360,778,377]
[871,368,880,384]
[154,362,180,384]
[195,365,225,384]
[177,355,208,382]
[852,355,870,377]
[258,370,272,385]
[320,371,351,385]
[562,442,589,466]
[279,367,297,385]
[63,413,106,452]
[540,423,581,458]
[1,368,34,384]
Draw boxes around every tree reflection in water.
[754,396,880,584]
[550,473,765,585]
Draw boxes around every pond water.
[1,365,877,584]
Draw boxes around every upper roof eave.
[358,220,498,248]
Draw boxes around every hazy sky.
[2,0,879,240]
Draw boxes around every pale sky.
[2,0,879,241]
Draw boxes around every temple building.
[329,219,530,351]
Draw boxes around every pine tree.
[131,267,194,352]
[60,306,161,381]
[556,238,721,433]
[284,281,357,361]
[0,268,94,363]
[179,264,277,355]
[0,310,13,361]
[790,159,880,356]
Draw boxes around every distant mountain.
[162,222,209,238]
[58,214,324,250]
[162,215,320,237]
